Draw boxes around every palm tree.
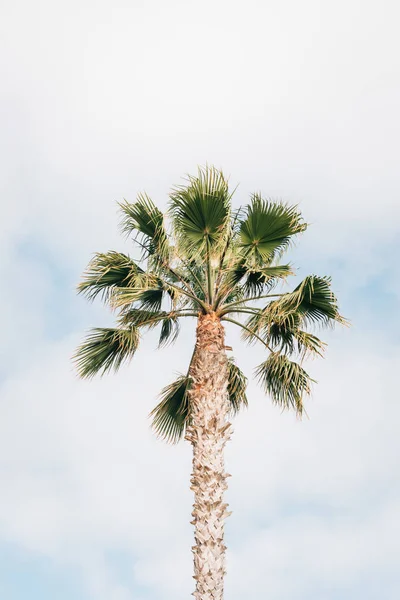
[74,166,345,600]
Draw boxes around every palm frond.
[74,327,139,378]
[169,165,231,258]
[224,263,293,301]
[255,353,314,415]
[267,318,298,354]
[267,321,325,358]
[238,310,266,345]
[240,310,325,358]
[238,195,307,265]
[267,275,347,328]
[227,358,248,414]
[119,193,169,258]
[118,308,166,329]
[293,330,326,358]
[150,375,191,443]
[179,260,208,302]
[213,260,247,306]
[134,288,164,311]
[77,252,143,303]
[111,273,180,310]
[243,265,293,295]
[158,314,180,348]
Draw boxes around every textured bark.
[185,313,232,600]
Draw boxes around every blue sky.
[1,1,400,599]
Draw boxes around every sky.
[1,0,399,598]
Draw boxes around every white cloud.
[227,498,400,599]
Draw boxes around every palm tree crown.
[75,166,346,442]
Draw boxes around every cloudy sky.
[1,0,399,598]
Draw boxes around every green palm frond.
[255,353,315,415]
[77,252,143,302]
[74,327,139,378]
[240,310,325,359]
[158,314,180,348]
[267,275,347,328]
[119,308,192,346]
[213,261,247,306]
[266,318,298,354]
[293,330,326,358]
[243,265,293,296]
[236,311,267,345]
[169,166,231,257]
[150,375,191,443]
[179,261,207,302]
[133,288,164,311]
[118,308,166,329]
[111,273,180,310]
[224,263,293,301]
[267,321,325,358]
[238,195,307,265]
[227,358,248,414]
[119,193,169,258]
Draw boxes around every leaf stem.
[218,307,262,317]
[206,237,213,306]
[220,293,284,312]
[221,317,274,352]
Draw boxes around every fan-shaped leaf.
[227,358,248,414]
[241,310,325,358]
[150,376,191,443]
[77,252,144,302]
[74,327,139,378]
[134,288,164,311]
[267,275,346,328]
[169,166,231,257]
[239,195,306,264]
[119,193,169,258]
[158,315,180,348]
[119,308,166,329]
[255,353,314,415]
[111,274,180,310]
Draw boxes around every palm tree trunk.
[185,312,232,600]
